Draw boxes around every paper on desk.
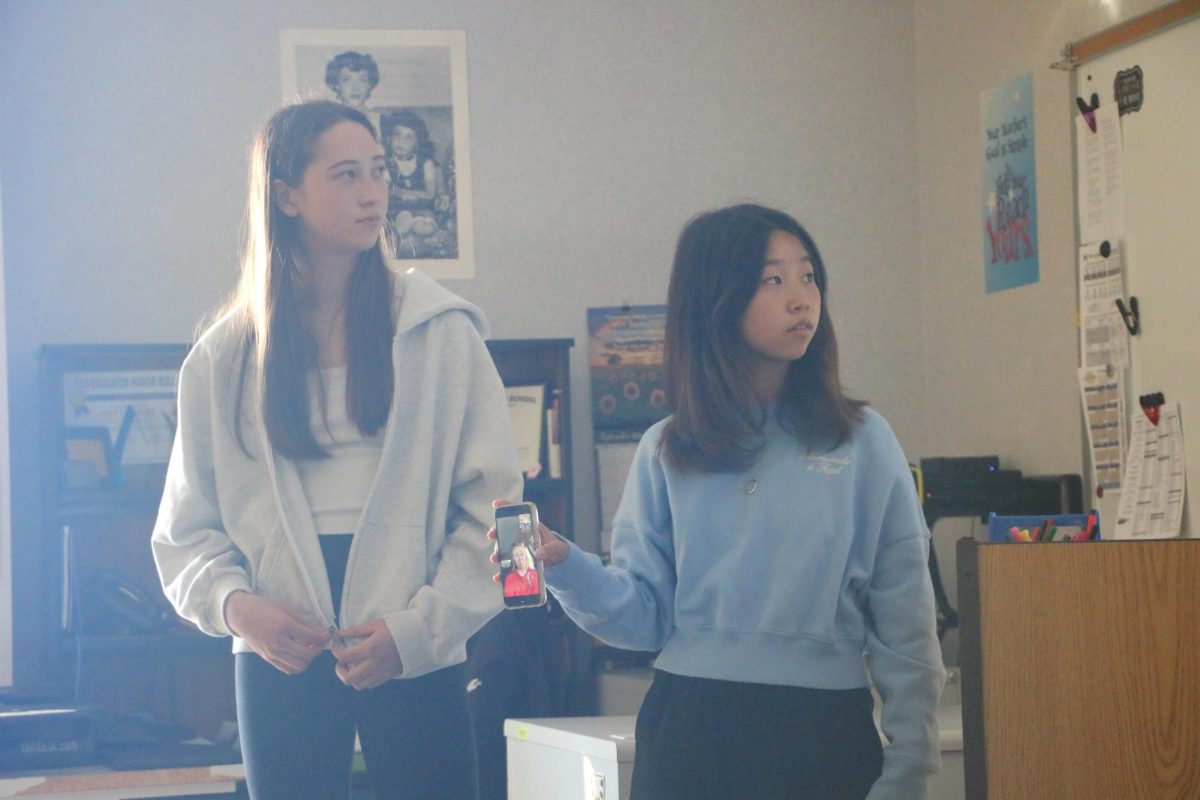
[1076,104,1126,246]
[1115,404,1186,538]
[1078,242,1129,370]
[1078,366,1124,492]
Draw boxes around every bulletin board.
[1070,7,1199,536]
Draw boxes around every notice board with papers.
[1069,6,1199,536]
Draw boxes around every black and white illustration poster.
[282,29,475,279]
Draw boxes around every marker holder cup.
[986,511,1100,543]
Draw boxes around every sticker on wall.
[980,72,1039,293]
[1114,66,1144,115]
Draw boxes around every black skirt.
[630,668,883,800]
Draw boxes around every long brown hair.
[660,204,865,472]
[215,100,395,459]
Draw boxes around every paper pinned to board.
[1076,103,1127,246]
[1078,242,1129,370]
[1078,366,1124,492]
[1114,403,1187,538]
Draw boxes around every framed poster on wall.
[587,305,669,442]
[281,28,476,280]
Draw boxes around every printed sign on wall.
[980,72,1039,293]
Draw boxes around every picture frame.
[281,28,476,280]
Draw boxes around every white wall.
[912,0,1170,475]
[0,0,922,688]
[3,0,1183,690]
[912,0,1179,668]
[0,169,11,688]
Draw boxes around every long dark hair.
[660,204,865,472]
[216,100,395,459]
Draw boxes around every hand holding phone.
[495,502,548,609]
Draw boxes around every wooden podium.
[956,538,1200,798]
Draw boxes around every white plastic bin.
[504,716,636,800]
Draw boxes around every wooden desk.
[0,763,244,799]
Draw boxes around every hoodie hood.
[393,267,489,339]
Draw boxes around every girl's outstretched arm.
[543,431,676,652]
[487,476,674,654]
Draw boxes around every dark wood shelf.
[35,345,224,735]
[56,489,165,517]
[522,477,568,493]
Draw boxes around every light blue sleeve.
[864,441,946,800]
[544,429,676,652]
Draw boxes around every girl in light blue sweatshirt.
[493,204,944,799]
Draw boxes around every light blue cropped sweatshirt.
[546,408,945,799]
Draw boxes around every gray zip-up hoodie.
[152,268,522,678]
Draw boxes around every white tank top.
[295,366,384,535]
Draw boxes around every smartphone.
[495,502,547,609]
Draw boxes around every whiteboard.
[1074,14,1200,537]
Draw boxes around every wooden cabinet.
[956,538,1200,798]
[34,339,578,751]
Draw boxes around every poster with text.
[62,370,179,465]
[980,72,1039,293]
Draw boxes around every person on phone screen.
[490,204,944,800]
[152,99,521,800]
[502,542,540,598]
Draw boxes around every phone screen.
[496,503,547,608]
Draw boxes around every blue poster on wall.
[980,72,1039,293]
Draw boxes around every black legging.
[234,534,479,799]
